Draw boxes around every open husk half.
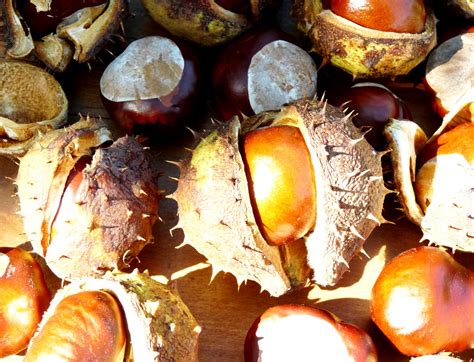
[0,60,68,157]
[292,1,437,78]
[26,269,200,361]
[17,117,161,279]
[141,0,280,47]
[175,98,387,296]
[3,0,128,71]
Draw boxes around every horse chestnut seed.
[100,36,202,138]
[241,125,316,246]
[212,28,317,121]
[333,83,412,150]
[329,0,427,33]
[25,290,126,361]
[0,247,51,357]
[245,305,378,361]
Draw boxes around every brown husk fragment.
[0,60,68,157]
[292,1,437,78]
[175,99,386,296]
[3,0,128,71]
[27,269,200,361]
[17,117,161,279]
[140,0,279,47]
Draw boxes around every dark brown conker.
[212,28,317,121]
[100,36,202,139]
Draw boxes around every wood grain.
[1,1,473,361]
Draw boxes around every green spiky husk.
[292,1,437,78]
[175,99,386,296]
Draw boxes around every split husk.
[0,60,68,157]
[292,0,437,78]
[175,98,387,296]
[3,0,128,71]
[27,269,200,361]
[17,117,161,279]
[141,0,280,46]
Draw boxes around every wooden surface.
[1,1,473,361]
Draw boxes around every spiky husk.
[385,114,474,252]
[17,117,161,279]
[27,270,200,361]
[175,98,385,296]
[140,0,279,47]
[3,0,128,71]
[292,1,437,78]
[0,60,68,158]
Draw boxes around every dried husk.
[17,118,161,279]
[175,99,386,296]
[3,0,128,71]
[292,0,437,78]
[27,269,200,361]
[385,99,474,252]
[0,60,68,157]
[141,0,279,47]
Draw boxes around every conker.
[100,36,203,139]
[333,83,413,150]
[371,246,474,356]
[212,28,317,121]
[329,0,427,33]
[15,0,107,39]
[245,305,378,361]
[241,125,316,246]
[0,247,51,357]
[25,290,126,361]
[215,0,250,14]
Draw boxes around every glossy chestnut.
[212,28,317,121]
[371,246,474,356]
[329,0,427,33]
[245,304,378,361]
[0,247,51,357]
[25,290,126,361]
[333,83,412,150]
[241,125,316,246]
[101,36,202,139]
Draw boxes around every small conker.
[371,246,474,356]
[100,36,203,139]
[329,0,427,34]
[333,83,413,150]
[245,305,378,361]
[212,28,317,121]
[25,290,126,361]
[241,125,316,246]
[0,247,51,357]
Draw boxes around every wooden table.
[1,1,473,361]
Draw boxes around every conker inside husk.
[17,117,161,279]
[176,98,387,296]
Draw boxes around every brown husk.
[175,98,386,296]
[17,117,161,279]
[0,60,68,157]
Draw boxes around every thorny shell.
[27,269,200,361]
[385,100,474,252]
[17,117,161,279]
[175,99,386,296]
[140,0,279,47]
[0,60,68,157]
[3,0,128,71]
[292,0,437,78]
